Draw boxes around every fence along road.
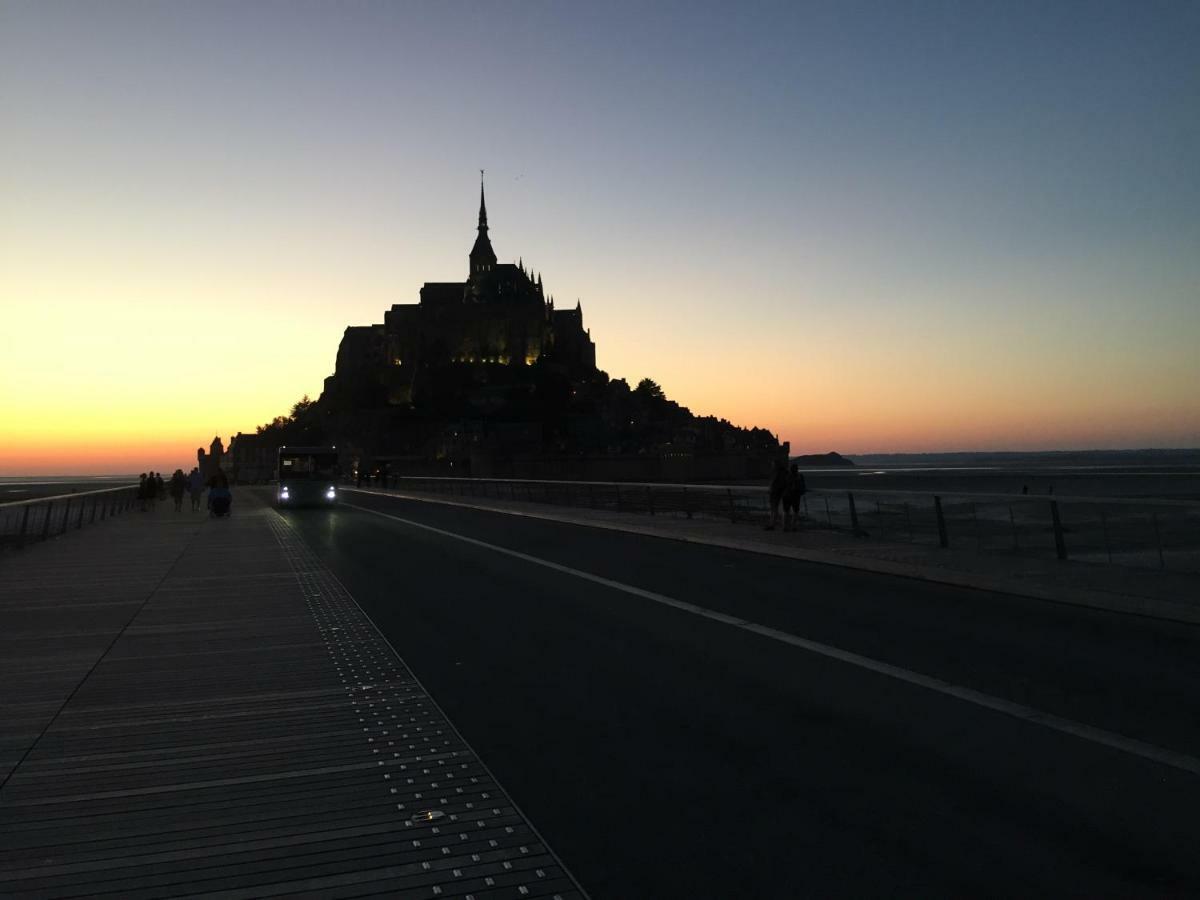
[375,475,1200,572]
[0,485,139,550]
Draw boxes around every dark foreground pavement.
[277,488,1200,899]
[0,496,584,899]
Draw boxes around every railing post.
[61,498,71,535]
[17,505,30,549]
[727,488,736,523]
[847,492,860,534]
[1050,500,1067,560]
[1152,512,1165,569]
[42,501,54,541]
[682,485,692,519]
[90,496,98,524]
[823,496,832,528]
[934,496,948,548]
[77,499,86,529]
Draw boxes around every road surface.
[275,488,1200,898]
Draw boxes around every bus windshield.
[278,450,338,482]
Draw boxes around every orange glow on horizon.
[3,179,1197,474]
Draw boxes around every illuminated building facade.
[323,181,596,409]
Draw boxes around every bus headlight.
[280,488,290,501]
[325,487,336,500]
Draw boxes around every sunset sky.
[2,1,1198,474]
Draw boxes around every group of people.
[138,468,230,516]
[136,472,165,511]
[766,460,808,532]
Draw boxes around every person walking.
[137,473,149,512]
[187,467,205,511]
[144,472,157,511]
[168,469,187,512]
[155,471,166,501]
[765,459,788,530]
[782,463,807,532]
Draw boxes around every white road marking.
[344,501,1200,777]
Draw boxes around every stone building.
[196,435,224,481]
[322,182,596,410]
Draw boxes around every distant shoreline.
[846,449,1200,468]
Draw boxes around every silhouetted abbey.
[227,181,782,482]
[323,181,596,410]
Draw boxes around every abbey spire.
[469,171,497,276]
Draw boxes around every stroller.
[208,486,232,517]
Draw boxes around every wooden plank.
[0,494,584,899]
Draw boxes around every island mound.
[791,452,855,467]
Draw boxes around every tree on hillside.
[634,378,664,401]
[291,395,315,419]
[254,396,326,445]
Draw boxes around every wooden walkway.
[0,495,584,899]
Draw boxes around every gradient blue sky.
[2,1,1198,472]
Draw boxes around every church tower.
[469,175,497,277]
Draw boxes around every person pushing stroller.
[207,469,233,517]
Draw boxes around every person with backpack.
[168,469,187,512]
[187,467,205,511]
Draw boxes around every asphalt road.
[274,488,1200,898]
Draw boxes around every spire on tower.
[477,169,488,230]
[469,169,497,276]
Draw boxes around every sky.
[2,0,1198,474]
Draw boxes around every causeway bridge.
[2,484,1199,897]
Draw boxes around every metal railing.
[0,485,140,551]
[360,476,1200,574]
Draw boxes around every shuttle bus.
[277,446,340,506]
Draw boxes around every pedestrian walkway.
[349,486,1200,625]
[0,494,584,899]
